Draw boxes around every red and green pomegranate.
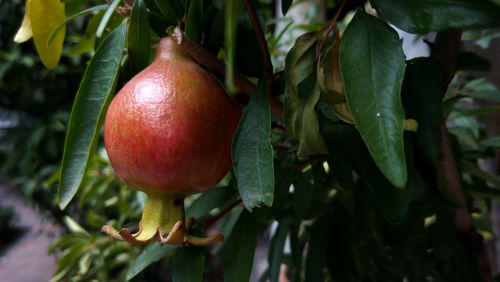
[101,37,242,245]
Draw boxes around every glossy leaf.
[340,11,407,188]
[284,31,328,157]
[172,247,204,282]
[232,78,274,209]
[372,0,500,34]
[402,58,443,158]
[185,0,203,42]
[58,25,126,209]
[360,135,414,224]
[126,243,177,280]
[128,0,151,73]
[28,0,66,69]
[224,211,259,282]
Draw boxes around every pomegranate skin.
[104,37,241,195]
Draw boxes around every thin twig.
[316,0,347,60]
[242,0,274,96]
[204,199,243,228]
[172,27,284,118]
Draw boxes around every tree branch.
[242,0,274,96]
[432,28,492,282]
[172,27,284,118]
[316,0,347,60]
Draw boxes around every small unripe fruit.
[102,37,241,245]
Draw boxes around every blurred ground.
[0,184,60,282]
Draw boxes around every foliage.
[5,0,500,281]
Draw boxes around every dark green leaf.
[232,78,274,209]
[58,24,126,209]
[128,0,151,73]
[456,52,491,72]
[340,11,407,188]
[284,31,328,157]
[172,247,205,282]
[360,134,415,224]
[269,221,289,282]
[372,0,500,33]
[402,58,443,158]
[467,90,500,102]
[224,211,259,282]
[185,0,203,42]
[143,0,180,24]
[126,243,177,280]
[186,186,237,219]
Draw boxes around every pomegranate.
[101,37,242,245]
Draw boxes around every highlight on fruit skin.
[101,37,242,246]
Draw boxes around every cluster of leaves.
[8,0,500,281]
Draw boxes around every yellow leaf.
[29,0,66,69]
[14,1,33,43]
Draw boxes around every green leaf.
[224,211,259,282]
[340,11,407,188]
[360,134,416,224]
[172,247,205,282]
[126,243,177,280]
[232,78,274,209]
[269,221,289,282]
[467,90,500,102]
[284,31,328,157]
[143,0,179,26]
[48,4,109,45]
[96,0,122,38]
[465,185,500,200]
[282,0,293,14]
[128,0,151,74]
[402,58,443,158]
[224,0,244,92]
[185,186,237,219]
[58,24,126,209]
[372,0,500,34]
[185,0,203,42]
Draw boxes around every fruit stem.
[135,191,185,241]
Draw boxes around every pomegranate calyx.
[101,191,223,246]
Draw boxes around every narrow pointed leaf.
[372,0,500,34]
[340,11,406,188]
[172,247,205,282]
[48,4,109,45]
[128,0,151,73]
[224,211,259,282]
[58,25,126,209]
[232,78,274,209]
[29,0,66,68]
[126,243,177,280]
[224,0,244,92]
[185,0,203,42]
